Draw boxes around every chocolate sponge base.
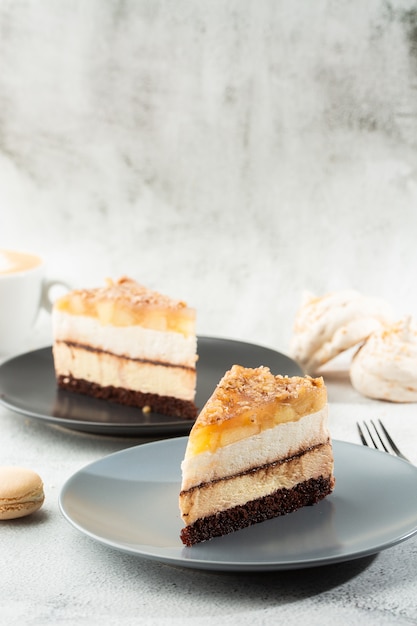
[57,374,197,419]
[180,475,334,546]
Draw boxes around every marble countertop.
[1,319,416,626]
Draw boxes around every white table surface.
[1,321,416,626]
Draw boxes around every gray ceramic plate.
[59,438,417,571]
[0,337,302,436]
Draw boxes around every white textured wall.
[2,0,417,353]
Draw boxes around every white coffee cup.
[0,249,69,355]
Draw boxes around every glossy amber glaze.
[186,366,327,455]
[54,276,195,334]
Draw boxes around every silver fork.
[357,419,410,462]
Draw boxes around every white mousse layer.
[52,310,197,368]
[181,407,329,491]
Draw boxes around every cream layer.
[52,310,197,368]
[53,343,196,401]
[179,443,334,525]
[180,407,329,491]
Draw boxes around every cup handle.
[41,279,71,313]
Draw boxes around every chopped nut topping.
[197,365,326,426]
[53,276,196,335]
[68,276,188,310]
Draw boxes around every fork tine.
[357,419,410,462]
[370,419,390,454]
[377,420,409,461]
[357,422,367,446]
[363,420,387,452]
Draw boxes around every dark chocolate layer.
[180,475,333,546]
[57,374,197,419]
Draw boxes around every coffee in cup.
[0,249,69,355]
[0,249,43,275]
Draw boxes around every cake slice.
[179,365,334,546]
[52,277,198,419]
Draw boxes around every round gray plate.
[0,337,302,436]
[59,438,417,571]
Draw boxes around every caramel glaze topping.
[186,365,327,455]
[198,365,326,426]
[54,276,195,334]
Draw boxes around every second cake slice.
[52,276,198,419]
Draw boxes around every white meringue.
[290,290,393,374]
[350,317,417,402]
